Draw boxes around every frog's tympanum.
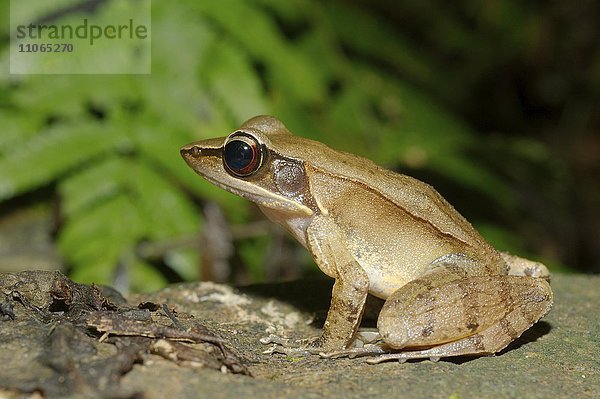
[181,116,553,363]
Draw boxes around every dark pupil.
[224,140,255,173]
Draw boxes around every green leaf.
[142,3,215,129]
[9,74,138,119]
[131,159,200,235]
[59,194,144,285]
[200,40,269,121]
[0,124,123,201]
[192,0,326,104]
[59,157,126,218]
[0,110,42,153]
[252,0,312,22]
[324,85,381,156]
[129,158,202,280]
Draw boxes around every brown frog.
[180,115,552,363]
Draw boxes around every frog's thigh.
[378,268,553,356]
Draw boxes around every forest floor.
[0,271,597,399]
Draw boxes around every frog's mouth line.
[200,172,313,215]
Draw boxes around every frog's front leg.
[263,214,369,355]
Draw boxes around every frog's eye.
[223,132,264,177]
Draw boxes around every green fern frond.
[0,124,123,201]
[59,193,143,283]
[0,112,42,153]
[200,40,269,121]
[128,158,202,280]
[193,0,326,104]
[59,157,126,218]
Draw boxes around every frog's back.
[267,132,486,248]
[241,115,489,248]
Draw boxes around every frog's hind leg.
[371,267,553,363]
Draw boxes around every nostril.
[180,146,202,158]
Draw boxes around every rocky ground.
[0,270,597,399]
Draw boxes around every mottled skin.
[181,116,553,363]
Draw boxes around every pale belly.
[348,236,449,299]
[343,219,466,300]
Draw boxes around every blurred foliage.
[0,0,595,291]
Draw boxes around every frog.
[180,115,553,363]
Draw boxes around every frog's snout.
[180,145,202,159]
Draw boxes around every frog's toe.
[365,353,410,364]
[319,343,387,359]
[364,351,443,364]
[262,344,316,357]
[260,334,317,347]
[260,334,323,356]
[259,334,289,346]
